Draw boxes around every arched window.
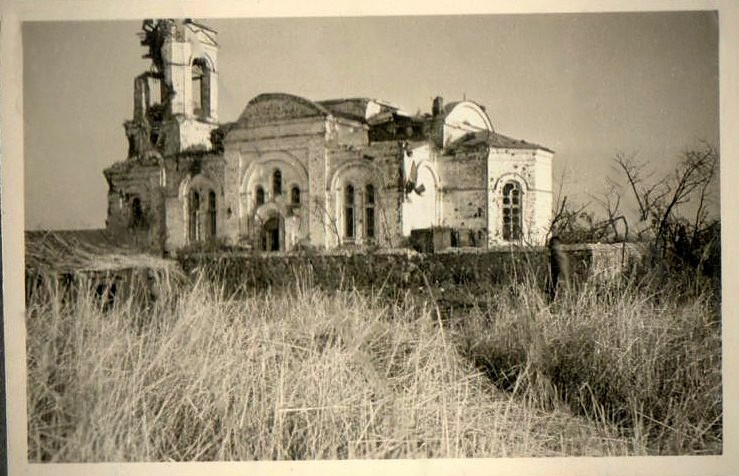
[344,184,355,240]
[365,184,376,240]
[130,196,145,229]
[273,169,282,196]
[502,181,523,241]
[255,186,265,207]
[191,58,210,118]
[189,190,201,242]
[208,190,217,240]
[291,186,301,206]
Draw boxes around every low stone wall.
[178,243,645,296]
[25,230,645,305]
[561,243,645,282]
[26,265,185,309]
[180,248,540,296]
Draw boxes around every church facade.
[104,19,554,254]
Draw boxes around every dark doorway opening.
[260,216,282,252]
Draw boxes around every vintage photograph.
[21,12,721,462]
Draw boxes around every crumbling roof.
[446,130,553,153]
[489,132,553,153]
[317,98,373,122]
[184,20,219,47]
[238,94,416,127]
[237,93,333,124]
[317,97,409,124]
[184,19,218,35]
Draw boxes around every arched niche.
[240,151,309,217]
[329,160,386,243]
[179,173,222,243]
[402,160,441,236]
[191,56,214,119]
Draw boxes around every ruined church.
[104,19,554,254]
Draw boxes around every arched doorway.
[260,215,283,252]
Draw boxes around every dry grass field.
[25,275,721,460]
[24,235,721,461]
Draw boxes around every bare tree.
[590,177,628,241]
[310,197,341,245]
[549,196,596,242]
[548,164,619,244]
[611,142,719,260]
[548,165,594,242]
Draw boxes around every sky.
[23,11,719,230]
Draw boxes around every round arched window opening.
[191,58,210,118]
[502,181,523,241]
[291,186,301,206]
[207,190,217,240]
[273,169,283,196]
[130,196,146,229]
[189,190,201,243]
[344,184,356,240]
[365,184,376,240]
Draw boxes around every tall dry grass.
[457,269,722,455]
[27,274,632,461]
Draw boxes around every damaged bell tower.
[105,19,225,253]
[126,19,220,157]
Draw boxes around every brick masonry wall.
[106,152,227,253]
[437,149,487,236]
[105,161,164,252]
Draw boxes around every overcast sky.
[23,11,719,230]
